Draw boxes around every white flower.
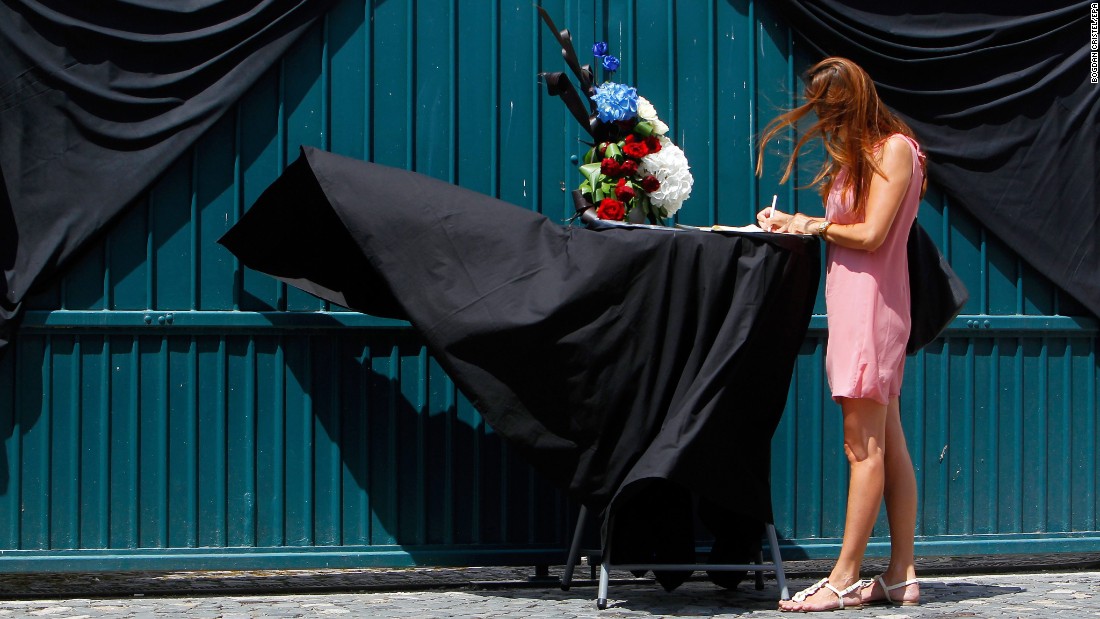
[636,96,669,135]
[638,136,693,217]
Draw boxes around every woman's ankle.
[827,566,863,588]
[882,563,917,584]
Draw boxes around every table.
[220,146,821,594]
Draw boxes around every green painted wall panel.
[2,0,1098,572]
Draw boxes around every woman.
[755,57,924,612]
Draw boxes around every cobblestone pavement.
[2,560,1100,618]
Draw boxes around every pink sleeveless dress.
[824,134,925,405]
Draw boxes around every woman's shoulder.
[875,133,915,150]
[874,134,917,166]
[879,133,924,157]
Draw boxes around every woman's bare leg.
[779,397,887,611]
[861,396,919,603]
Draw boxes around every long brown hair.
[756,57,924,214]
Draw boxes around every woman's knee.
[843,438,885,466]
[840,397,888,463]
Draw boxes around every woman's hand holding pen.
[757,207,789,231]
[756,207,817,235]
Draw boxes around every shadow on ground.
[464,576,1026,616]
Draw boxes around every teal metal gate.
[2,0,1097,571]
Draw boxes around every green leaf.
[578,162,603,189]
[634,121,654,137]
[604,142,623,159]
[583,146,599,165]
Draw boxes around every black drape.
[770,0,1100,319]
[5,3,1095,354]
[0,0,337,351]
[220,147,820,580]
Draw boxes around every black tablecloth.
[220,147,820,584]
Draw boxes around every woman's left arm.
[783,136,913,252]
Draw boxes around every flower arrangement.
[537,9,693,223]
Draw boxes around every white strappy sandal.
[861,574,921,606]
[782,577,863,612]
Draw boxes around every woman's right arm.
[758,136,914,252]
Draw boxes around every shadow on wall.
[0,343,17,497]
[281,326,573,549]
[0,319,573,553]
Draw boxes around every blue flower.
[592,41,609,57]
[601,55,620,72]
[591,82,638,122]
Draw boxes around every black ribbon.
[540,71,598,139]
[538,6,614,141]
[536,7,594,97]
[571,189,594,215]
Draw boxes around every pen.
[768,194,777,219]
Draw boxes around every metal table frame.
[560,504,789,610]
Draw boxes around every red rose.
[645,136,661,153]
[619,160,639,176]
[623,141,648,159]
[614,178,635,201]
[624,134,640,144]
[597,198,626,221]
[641,174,661,193]
[600,158,621,176]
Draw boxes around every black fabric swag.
[4,2,1096,349]
[219,147,821,579]
[770,0,1100,319]
[0,0,338,351]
